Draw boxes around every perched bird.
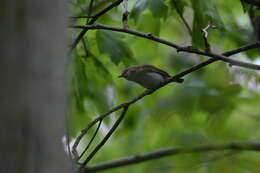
[119,64,183,89]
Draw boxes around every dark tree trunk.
[0,1,72,172]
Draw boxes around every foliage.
[70,0,260,172]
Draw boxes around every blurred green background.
[70,0,260,172]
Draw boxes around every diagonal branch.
[70,0,123,52]
[72,90,151,157]
[78,0,114,17]
[72,24,260,70]
[77,120,102,162]
[80,106,129,168]
[71,41,260,156]
[83,141,260,172]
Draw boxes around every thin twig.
[70,0,124,52]
[201,22,217,52]
[82,141,260,172]
[71,41,260,156]
[80,106,129,168]
[71,90,150,156]
[70,0,115,24]
[77,120,102,162]
[223,42,260,56]
[172,0,192,36]
[80,0,113,16]
[201,23,212,52]
[86,0,94,24]
[72,24,260,70]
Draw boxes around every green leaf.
[96,30,133,65]
[80,38,112,78]
[147,0,168,19]
[130,0,148,22]
[138,13,161,35]
[76,0,87,5]
[191,0,224,49]
[170,0,188,17]
[131,0,168,21]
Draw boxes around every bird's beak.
[118,74,123,78]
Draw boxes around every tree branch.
[223,42,260,56]
[86,0,95,24]
[71,41,260,157]
[70,0,123,52]
[83,141,260,172]
[77,120,102,162]
[79,106,129,168]
[72,24,260,70]
[79,0,114,17]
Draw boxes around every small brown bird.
[119,64,183,89]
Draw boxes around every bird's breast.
[131,72,165,89]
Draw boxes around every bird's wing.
[139,65,171,78]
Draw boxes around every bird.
[119,64,183,89]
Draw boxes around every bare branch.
[79,106,129,168]
[69,2,260,171]
[70,0,123,51]
[71,41,260,158]
[77,120,102,162]
[70,0,113,23]
[80,0,114,16]
[223,42,260,56]
[72,24,260,70]
[82,141,260,172]
[86,0,95,24]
